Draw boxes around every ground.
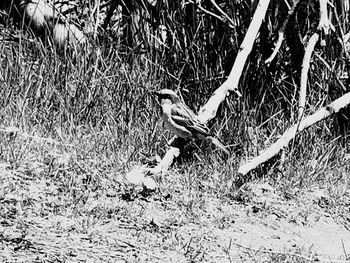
[1,152,349,263]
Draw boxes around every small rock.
[126,166,146,185]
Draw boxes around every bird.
[154,89,229,154]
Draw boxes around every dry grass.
[1,2,350,261]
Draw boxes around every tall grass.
[0,2,350,262]
[0,0,349,199]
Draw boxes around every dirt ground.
[0,162,349,262]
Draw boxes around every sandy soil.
[0,162,349,262]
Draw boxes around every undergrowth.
[0,8,350,262]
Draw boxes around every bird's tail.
[206,136,229,155]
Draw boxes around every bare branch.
[188,0,225,24]
[318,0,331,34]
[151,0,271,175]
[265,0,301,65]
[151,147,180,174]
[238,91,350,176]
[238,0,347,176]
[209,0,236,28]
[298,33,319,120]
[198,0,271,123]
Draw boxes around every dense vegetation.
[0,0,349,261]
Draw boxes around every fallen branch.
[238,91,350,176]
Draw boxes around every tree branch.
[150,0,271,175]
[318,0,331,34]
[209,0,236,28]
[238,91,350,176]
[239,0,337,177]
[198,0,271,123]
[265,0,301,65]
[298,33,319,120]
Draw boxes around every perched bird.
[154,89,229,154]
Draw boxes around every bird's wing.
[171,103,210,136]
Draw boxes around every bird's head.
[154,89,181,105]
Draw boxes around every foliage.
[0,0,350,261]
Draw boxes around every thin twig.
[265,0,301,65]
[209,0,236,28]
[329,2,350,61]
[188,0,224,23]
[315,53,346,91]
[140,55,180,82]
